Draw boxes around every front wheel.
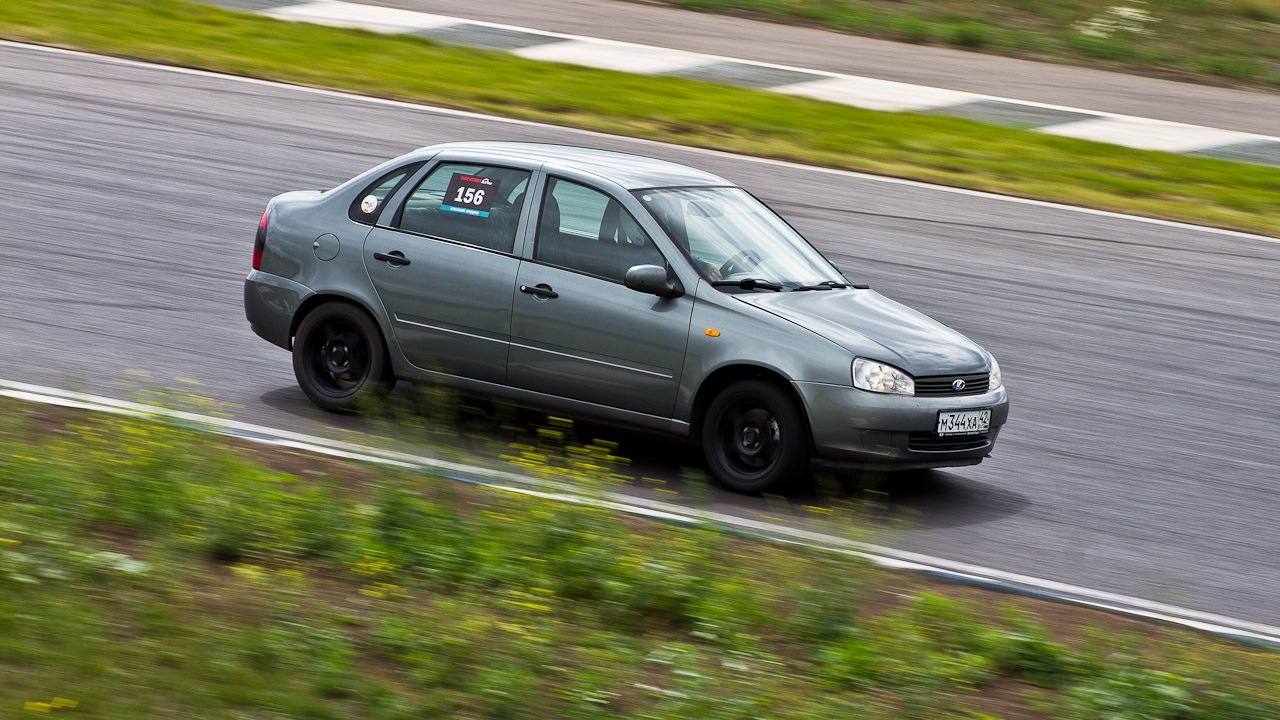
[703,379,810,493]
[292,302,392,413]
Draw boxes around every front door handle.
[374,251,410,266]
[520,283,558,299]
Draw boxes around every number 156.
[453,187,485,205]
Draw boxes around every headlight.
[853,358,914,395]
[989,357,1003,390]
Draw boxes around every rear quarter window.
[348,163,423,225]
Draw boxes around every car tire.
[703,379,810,493]
[292,302,393,413]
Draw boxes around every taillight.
[252,208,268,270]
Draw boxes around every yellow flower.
[507,601,552,613]
[22,698,76,712]
[230,564,264,581]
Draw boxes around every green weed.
[2,400,1280,718]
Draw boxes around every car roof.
[414,141,732,190]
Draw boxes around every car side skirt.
[390,362,693,437]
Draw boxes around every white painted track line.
[4,40,1275,244]
[264,0,459,32]
[1043,115,1271,152]
[4,378,1278,648]
[514,39,713,74]
[775,75,982,112]
[243,0,1280,162]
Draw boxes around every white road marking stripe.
[264,0,458,32]
[2,378,1278,647]
[1043,115,1271,152]
[513,39,726,75]
[5,39,1274,245]
[774,75,983,112]
[7,40,1276,244]
[247,2,1280,153]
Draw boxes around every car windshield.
[634,187,845,288]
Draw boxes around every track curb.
[3,378,1278,649]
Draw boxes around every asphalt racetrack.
[3,42,1278,626]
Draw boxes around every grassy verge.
[655,0,1280,89]
[2,0,1280,237]
[3,398,1280,719]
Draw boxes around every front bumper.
[794,380,1009,470]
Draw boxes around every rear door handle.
[374,251,410,266]
[520,283,558,299]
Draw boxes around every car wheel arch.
[691,365,813,451]
[289,293,388,352]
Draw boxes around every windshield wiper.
[791,281,844,291]
[791,280,869,291]
[711,278,784,292]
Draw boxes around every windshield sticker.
[441,173,499,218]
[360,195,379,214]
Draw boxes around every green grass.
[4,399,1280,719]
[1,0,1280,237]
[660,0,1280,89]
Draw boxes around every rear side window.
[348,163,422,225]
[394,163,531,253]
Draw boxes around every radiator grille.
[915,373,989,397]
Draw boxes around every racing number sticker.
[441,173,499,218]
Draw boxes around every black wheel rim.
[716,401,781,476]
[304,320,370,397]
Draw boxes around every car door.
[364,161,531,383]
[508,177,693,418]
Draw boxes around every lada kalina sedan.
[244,141,1008,493]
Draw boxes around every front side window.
[395,163,530,253]
[536,178,665,282]
[636,187,843,287]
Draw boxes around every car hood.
[733,289,990,374]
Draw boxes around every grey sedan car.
[244,141,1008,493]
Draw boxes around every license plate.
[937,409,991,436]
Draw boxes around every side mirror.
[625,264,683,298]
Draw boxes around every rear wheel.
[703,379,810,493]
[292,302,392,413]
